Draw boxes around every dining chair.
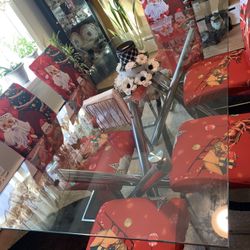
[0,83,63,176]
[182,1,250,109]
[86,156,189,250]
[141,0,203,76]
[29,45,97,122]
[87,198,189,250]
[169,112,250,191]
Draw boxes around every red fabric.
[87,198,189,250]
[183,49,250,106]
[77,130,134,174]
[55,130,135,190]
[170,113,250,192]
[0,83,63,171]
[184,1,250,106]
[141,0,203,75]
[29,45,97,120]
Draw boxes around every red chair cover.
[0,83,63,172]
[29,45,97,120]
[141,0,203,75]
[170,113,250,192]
[183,49,250,105]
[184,1,250,106]
[87,198,189,250]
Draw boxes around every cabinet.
[35,0,118,84]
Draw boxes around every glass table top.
[1,0,245,248]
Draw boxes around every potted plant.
[0,62,29,84]
[50,33,90,74]
[13,37,38,59]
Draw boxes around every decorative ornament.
[124,217,133,228]
[192,144,201,151]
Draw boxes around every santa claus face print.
[45,64,60,76]
[0,113,35,153]
[0,116,16,130]
[144,0,169,21]
[45,65,71,91]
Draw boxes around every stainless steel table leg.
[128,100,151,175]
[151,28,195,145]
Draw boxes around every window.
[0,3,39,93]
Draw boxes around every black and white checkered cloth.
[116,41,138,71]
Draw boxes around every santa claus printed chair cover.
[141,0,203,75]
[29,45,97,121]
[170,113,250,192]
[183,0,250,106]
[87,198,189,250]
[0,83,63,172]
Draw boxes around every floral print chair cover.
[141,0,203,75]
[0,83,63,173]
[183,1,250,106]
[170,113,250,192]
[29,45,97,121]
[87,198,189,250]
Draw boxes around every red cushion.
[55,130,135,190]
[87,198,189,250]
[79,130,135,174]
[141,0,203,75]
[184,49,250,106]
[170,113,250,192]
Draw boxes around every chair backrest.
[141,0,203,75]
[0,83,63,172]
[240,0,250,50]
[29,45,97,122]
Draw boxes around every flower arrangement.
[114,52,160,95]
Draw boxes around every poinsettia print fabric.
[141,0,203,74]
[29,45,97,121]
[55,130,134,175]
[184,49,250,105]
[87,198,189,250]
[170,113,250,191]
[0,84,63,171]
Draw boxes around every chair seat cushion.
[170,113,250,192]
[184,49,250,106]
[56,130,135,174]
[87,198,189,250]
[79,130,135,174]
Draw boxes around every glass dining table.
[0,0,243,248]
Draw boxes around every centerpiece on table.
[114,40,168,97]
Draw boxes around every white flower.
[135,71,152,87]
[136,54,148,65]
[116,62,122,72]
[147,59,160,72]
[114,74,125,90]
[125,61,136,71]
[121,77,137,95]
